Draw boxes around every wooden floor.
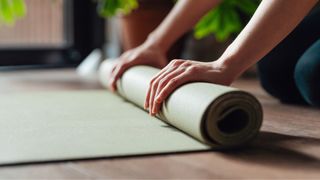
[0,68,319,179]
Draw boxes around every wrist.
[215,54,247,80]
[145,32,171,54]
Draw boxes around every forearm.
[219,0,318,78]
[146,0,221,53]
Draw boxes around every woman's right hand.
[108,42,168,92]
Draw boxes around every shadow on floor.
[220,131,320,170]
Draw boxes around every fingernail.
[152,106,156,115]
[155,97,161,103]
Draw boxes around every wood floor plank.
[0,163,92,179]
[0,69,319,178]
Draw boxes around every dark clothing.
[257,7,320,106]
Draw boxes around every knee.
[257,64,280,98]
[294,46,320,106]
[257,57,295,103]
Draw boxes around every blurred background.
[0,0,104,67]
[0,0,65,48]
[0,0,259,76]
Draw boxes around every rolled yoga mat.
[100,60,263,148]
[0,60,263,165]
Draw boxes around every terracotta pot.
[119,0,185,60]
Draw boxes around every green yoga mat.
[0,60,262,165]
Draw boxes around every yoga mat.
[99,60,263,148]
[0,60,262,165]
[0,91,207,165]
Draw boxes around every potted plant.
[97,0,185,60]
[1,0,259,60]
[97,0,259,42]
[1,0,259,42]
[97,0,259,60]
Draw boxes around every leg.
[257,7,320,104]
[294,39,320,107]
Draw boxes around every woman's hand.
[108,0,224,92]
[144,59,237,116]
[108,42,168,92]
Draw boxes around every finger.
[153,72,190,115]
[109,56,128,78]
[109,61,131,92]
[145,60,184,111]
[108,62,120,91]
[144,71,165,109]
[108,62,123,91]
[148,66,178,115]
[151,68,185,115]
[144,64,174,109]
[110,62,118,74]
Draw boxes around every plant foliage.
[97,0,138,17]
[194,0,260,41]
[97,0,260,42]
[0,0,260,42]
[0,0,26,25]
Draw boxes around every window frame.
[0,0,105,68]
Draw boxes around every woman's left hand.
[144,59,237,116]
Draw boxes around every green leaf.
[215,5,230,42]
[11,0,26,18]
[0,0,27,26]
[234,0,259,14]
[97,0,138,17]
[193,0,260,42]
[224,7,242,33]
[0,0,14,24]
[194,8,220,39]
